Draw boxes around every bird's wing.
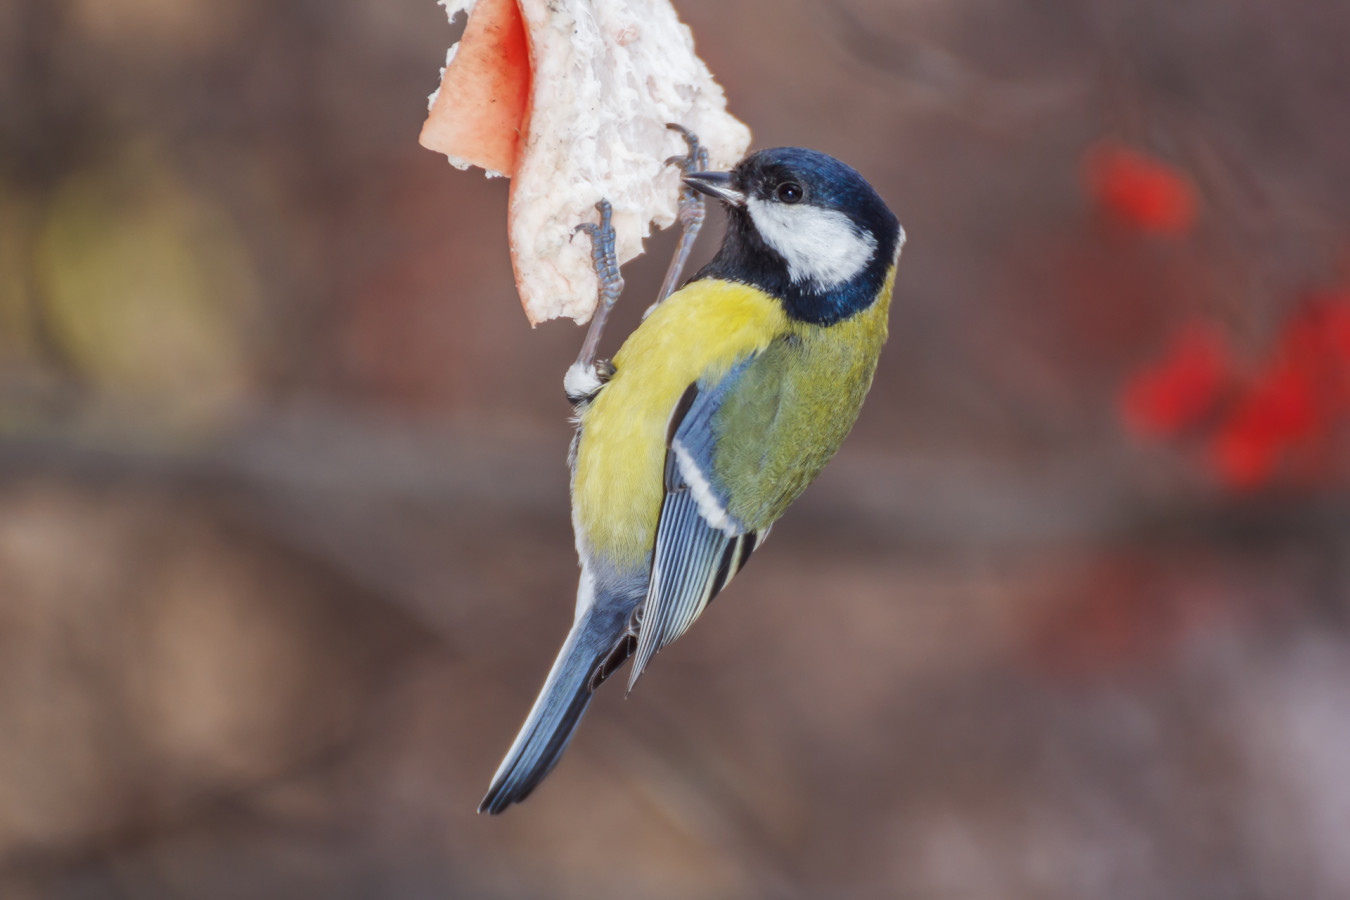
[628,357,771,690]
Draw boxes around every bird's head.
[684,147,903,325]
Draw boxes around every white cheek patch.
[747,198,877,288]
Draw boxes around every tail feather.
[479,605,631,814]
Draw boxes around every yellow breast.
[572,279,789,569]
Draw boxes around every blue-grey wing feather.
[628,359,767,690]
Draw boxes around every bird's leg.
[646,123,710,318]
[565,199,623,404]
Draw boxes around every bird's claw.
[579,200,623,303]
[570,200,625,381]
[648,125,711,315]
[665,124,712,225]
[664,123,710,176]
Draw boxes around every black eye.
[774,182,803,204]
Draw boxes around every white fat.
[422,0,751,323]
[747,198,877,289]
[673,440,738,534]
[564,362,603,400]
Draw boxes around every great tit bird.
[480,145,904,814]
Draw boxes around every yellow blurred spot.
[35,154,258,428]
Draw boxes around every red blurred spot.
[1280,292,1350,413]
[1124,294,1350,490]
[1209,366,1318,488]
[1085,142,1199,236]
[1209,296,1350,488]
[1120,324,1231,437]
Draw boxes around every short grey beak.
[683,171,746,207]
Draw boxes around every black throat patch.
[691,206,897,326]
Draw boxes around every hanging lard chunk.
[420,0,751,325]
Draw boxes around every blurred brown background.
[3,0,1350,898]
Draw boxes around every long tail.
[479,603,634,814]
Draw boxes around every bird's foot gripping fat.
[575,199,624,303]
[664,123,711,193]
[652,124,711,314]
[564,200,625,405]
